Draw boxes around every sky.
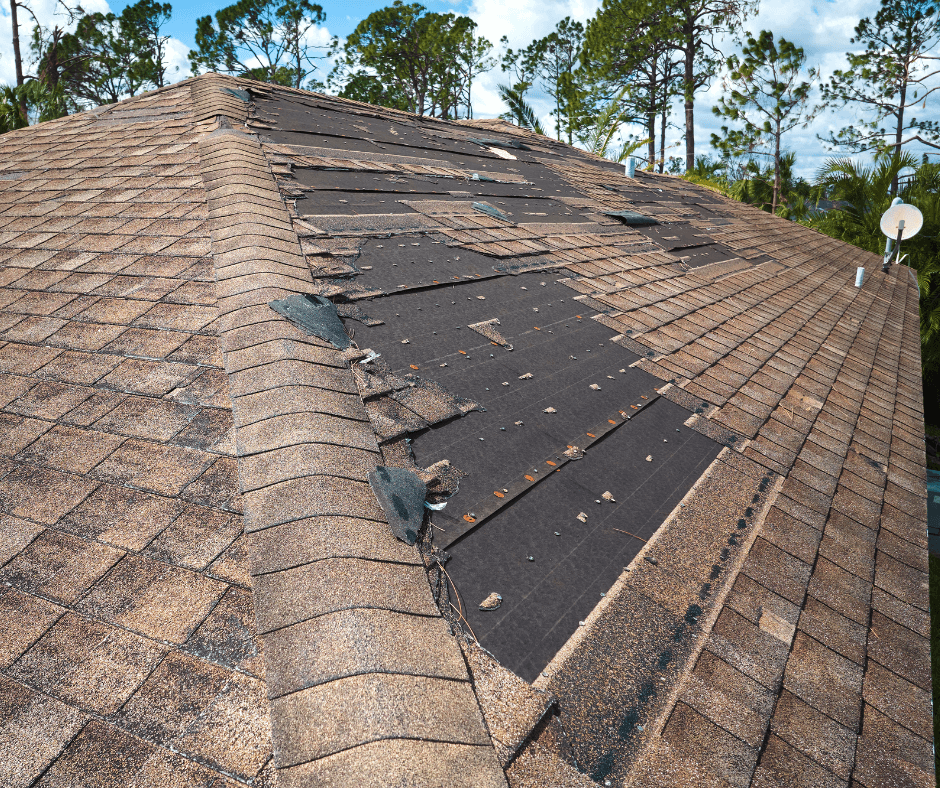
[1,0,937,180]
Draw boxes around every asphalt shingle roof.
[0,73,930,788]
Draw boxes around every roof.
[0,73,930,788]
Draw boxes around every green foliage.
[582,0,678,167]
[582,0,755,172]
[806,153,940,383]
[503,19,586,142]
[820,0,940,158]
[0,80,69,132]
[190,0,326,88]
[712,30,820,214]
[928,552,940,774]
[496,84,545,135]
[30,0,174,111]
[684,152,824,219]
[329,1,493,119]
[577,85,650,162]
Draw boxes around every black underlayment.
[350,270,722,681]
[258,88,725,681]
[447,397,719,683]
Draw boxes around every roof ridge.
[190,82,508,785]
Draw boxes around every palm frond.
[497,84,545,136]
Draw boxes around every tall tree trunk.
[772,121,781,215]
[648,59,657,169]
[684,43,695,172]
[891,63,908,197]
[555,78,561,141]
[10,0,27,121]
[659,94,667,173]
[10,0,23,87]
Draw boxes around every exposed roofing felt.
[0,74,931,788]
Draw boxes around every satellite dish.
[880,203,923,239]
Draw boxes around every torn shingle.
[268,293,351,349]
[368,465,427,545]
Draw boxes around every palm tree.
[497,84,545,135]
[808,153,940,415]
[580,86,650,163]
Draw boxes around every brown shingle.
[8,612,166,714]
[76,553,226,643]
[0,585,64,668]
[0,675,88,788]
[0,465,98,524]
[58,482,183,550]
[17,425,125,473]
[144,505,241,570]
[90,438,212,495]
[262,607,469,698]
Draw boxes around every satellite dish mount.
[880,199,923,272]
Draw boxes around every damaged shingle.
[365,396,429,440]
[418,458,468,503]
[269,293,351,349]
[467,318,513,350]
[368,465,427,544]
[335,301,384,326]
[473,202,513,222]
[468,138,532,151]
[602,209,658,226]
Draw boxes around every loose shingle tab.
[603,209,658,226]
[368,465,427,545]
[269,292,351,349]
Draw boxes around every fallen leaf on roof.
[479,592,502,611]
[576,512,588,523]
[518,373,533,379]
[602,491,616,502]
[646,455,653,462]
[544,407,556,413]
[589,384,601,390]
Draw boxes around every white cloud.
[163,36,193,83]
[465,0,601,48]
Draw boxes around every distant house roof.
[0,73,930,788]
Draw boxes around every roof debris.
[468,318,513,349]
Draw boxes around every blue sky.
[2,0,937,179]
